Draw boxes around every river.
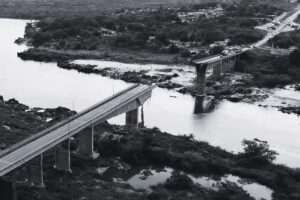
[0,18,300,168]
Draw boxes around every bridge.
[191,4,300,94]
[192,50,245,93]
[0,84,155,200]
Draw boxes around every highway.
[0,84,154,176]
[254,5,300,47]
[194,5,300,65]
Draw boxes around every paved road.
[194,5,300,65]
[254,5,300,47]
[0,84,154,176]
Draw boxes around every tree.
[181,50,191,58]
[203,30,225,44]
[272,56,290,74]
[165,172,194,190]
[240,139,278,164]
[53,30,67,39]
[32,32,51,46]
[156,33,170,46]
[209,45,224,55]
[235,60,247,72]
[168,44,180,54]
[289,49,300,67]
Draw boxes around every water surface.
[102,166,273,200]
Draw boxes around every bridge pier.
[54,139,71,172]
[195,63,207,93]
[78,125,99,160]
[232,56,237,70]
[222,59,229,73]
[212,62,222,78]
[27,154,44,187]
[0,173,17,200]
[194,95,205,114]
[230,58,234,69]
[140,106,145,128]
[126,108,139,128]
[223,60,228,73]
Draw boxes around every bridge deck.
[0,84,154,176]
[193,50,244,65]
[194,55,222,64]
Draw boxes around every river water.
[0,18,300,168]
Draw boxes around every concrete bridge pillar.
[221,60,225,73]
[195,63,207,93]
[213,62,222,78]
[229,56,235,70]
[0,173,17,200]
[140,106,145,128]
[223,59,229,73]
[78,125,99,159]
[126,108,139,128]
[227,59,231,71]
[54,139,71,172]
[226,59,230,71]
[232,56,237,70]
[27,154,44,187]
[194,95,205,114]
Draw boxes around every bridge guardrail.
[0,84,142,158]
[0,84,155,176]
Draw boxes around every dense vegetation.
[270,29,300,49]
[95,123,300,200]
[3,97,300,200]
[268,14,300,48]
[21,1,282,57]
[235,49,300,87]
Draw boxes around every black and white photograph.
[0,0,300,200]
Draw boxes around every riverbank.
[17,47,182,65]
[0,95,299,200]
[15,40,300,117]
[0,96,75,150]
[18,48,270,102]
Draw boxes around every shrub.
[235,60,247,72]
[168,44,180,54]
[272,56,290,74]
[164,172,194,190]
[254,74,293,88]
[209,45,224,55]
[156,33,170,46]
[239,139,278,165]
[289,49,300,67]
[147,189,169,200]
[181,50,191,58]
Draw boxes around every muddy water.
[0,18,300,168]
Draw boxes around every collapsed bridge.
[0,84,155,200]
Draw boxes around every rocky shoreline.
[0,96,300,200]
[17,46,183,65]
[57,60,182,90]
[16,46,300,117]
[278,106,300,116]
[18,48,271,105]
